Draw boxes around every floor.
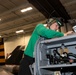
[0,65,19,75]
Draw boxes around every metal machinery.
[34,33,76,75]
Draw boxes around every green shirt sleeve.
[36,24,64,39]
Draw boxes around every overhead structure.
[28,0,71,22]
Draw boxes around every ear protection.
[46,17,63,27]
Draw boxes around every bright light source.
[21,7,33,12]
[0,35,1,37]
[0,19,1,21]
[16,30,24,33]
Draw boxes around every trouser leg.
[18,55,34,75]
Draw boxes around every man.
[18,17,73,75]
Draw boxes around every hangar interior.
[0,0,76,75]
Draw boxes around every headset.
[46,17,64,28]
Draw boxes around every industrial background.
[0,0,75,37]
[0,0,76,75]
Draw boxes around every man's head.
[46,17,63,31]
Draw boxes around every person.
[18,17,73,75]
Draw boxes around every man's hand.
[64,31,74,36]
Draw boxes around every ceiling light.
[0,35,1,37]
[0,19,1,21]
[16,30,24,33]
[21,7,33,12]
